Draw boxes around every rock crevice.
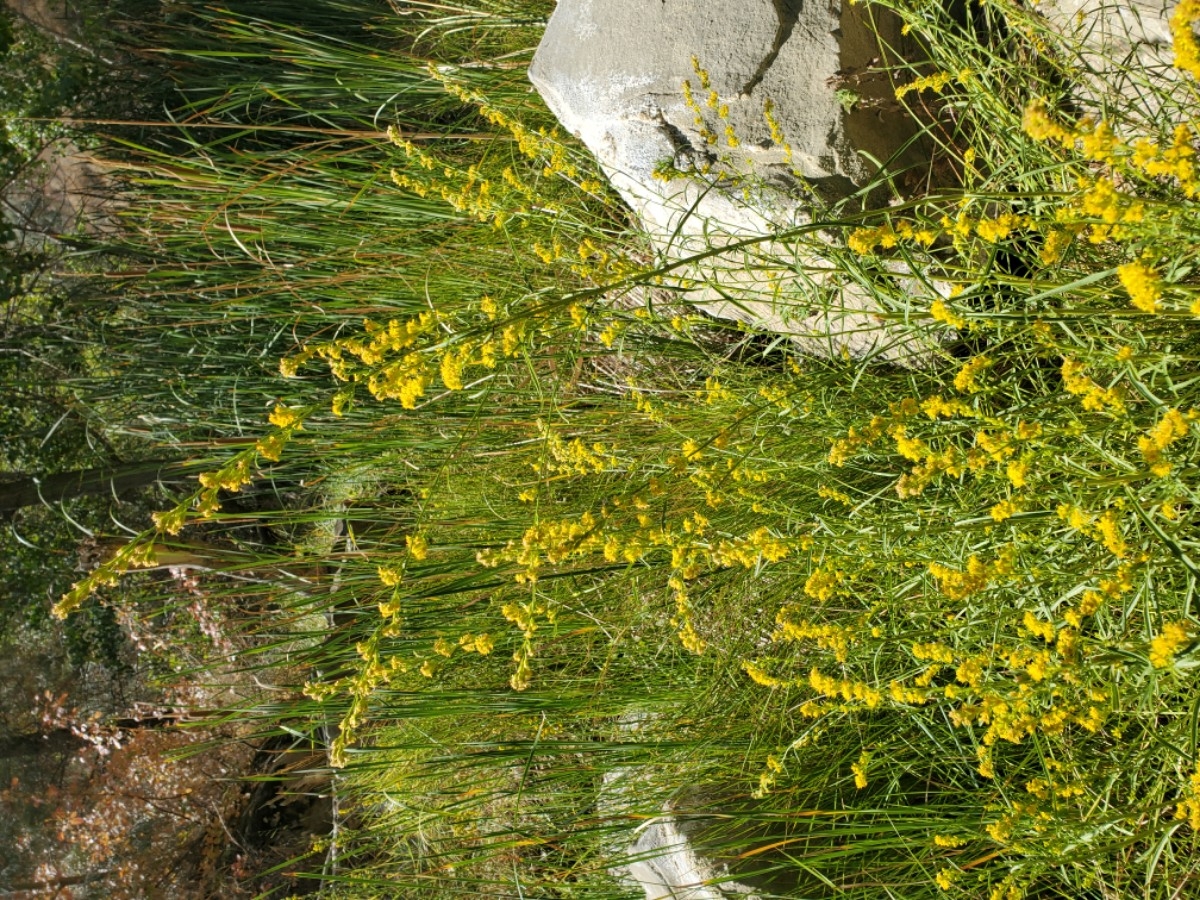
[741,0,805,97]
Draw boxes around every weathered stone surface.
[530,0,920,197]
[610,806,757,900]
[529,0,941,364]
[529,0,1188,364]
[1039,0,1176,64]
[1039,0,1181,119]
[599,721,759,900]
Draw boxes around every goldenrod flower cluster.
[282,312,511,416]
[154,400,308,542]
[1117,258,1164,313]
[776,608,858,662]
[912,641,955,664]
[742,659,795,689]
[809,667,883,708]
[975,211,1031,244]
[501,597,555,690]
[1060,357,1124,413]
[307,629,413,767]
[535,421,620,477]
[1175,763,1200,829]
[1149,620,1191,668]
[1171,0,1200,80]
[934,867,960,891]
[894,70,954,100]
[851,750,872,789]
[53,538,159,619]
[802,566,843,602]
[1138,408,1190,476]
[482,511,603,584]
[847,219,937,255]
[934,833,967,849]
[929,298,966,330]
[389,71,589,231]
[762,98,794,166]
[929,548,1015,600]
[953,355,991,394]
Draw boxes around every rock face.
[610,807,757,900]
[529,0,939,364]
[528,0,1188,364]
[530,0,920,202]
[1039,0,1180,120]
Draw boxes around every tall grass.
[54,0,1200,895]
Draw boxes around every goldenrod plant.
[48,0,1200,895]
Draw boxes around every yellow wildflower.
[1022,610,1056,642]
[976,212,1027,243]
[930,298,967,330]
[440,349,465,390]
[929,555,994,600]
[1039,226,1076,265]
[1061,357,1124,413]
[817,484,853,506]
[922,395,972,419]
[976,746,995,779]
[913,642,955,664]
[848,223,900,255]
[934,834,967,848]
[1006,458,1029,488]
[935,868,960,891]
[954,355,991,393]
[1172,0,1200,80]
[406,533,429,560]
[895,71,953,99]
[990,499,1019,522]
[1079,176,1124,224]
[678,620,707,655]
[473,633,495,655]
[1022,99,1071,146]
[1095,509,1126,558]
[268,404,303,430]
[743,660,788,688]
[890,680,929,704]
[804,566,843,602]
[1077,590,1103,617]
[1078,118,1121,164]
[1175,763,1200,829]
[255,432,287,462]
[1150,621,1192,668]
[851,750,871,789]
[1118,259,1164,313]
[1138,408,1190,476]
[151,505,187,536]
[955,657,985,687]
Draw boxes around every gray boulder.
[529,0,921,199]
[529,0,942,365]
[1038,0,1181,122]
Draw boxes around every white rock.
[1038,0,1181,120]
[529,0,941,364]
[530,0,920,193]
[601,764,758,898]
[617,811,757,900]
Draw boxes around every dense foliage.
[13,0,1200,896]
